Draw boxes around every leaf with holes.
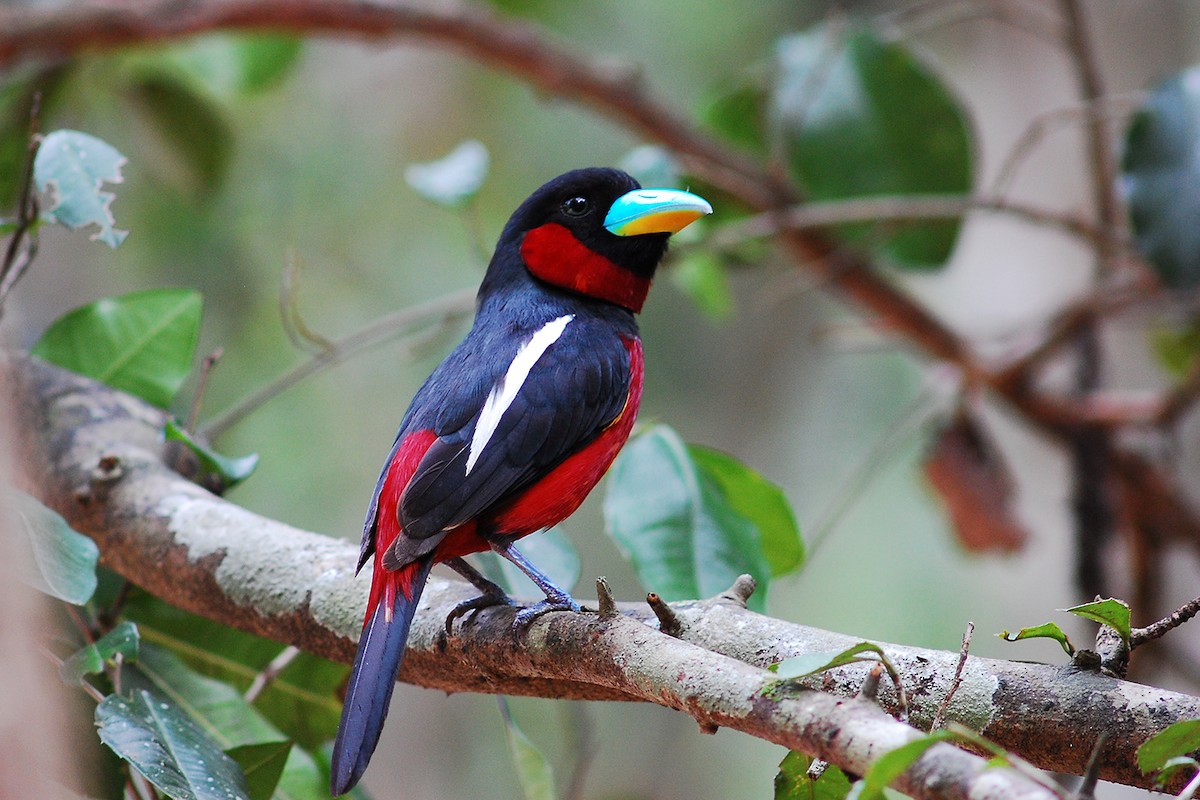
[96,689,250,800]
[34,129,128,247]
[32,288,202,408]
[604,425,771,612]
[6,489,98,604]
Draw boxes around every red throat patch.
[520,223,651,312]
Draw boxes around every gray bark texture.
[11,355,1200,799]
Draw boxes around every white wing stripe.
[466,314,574,475]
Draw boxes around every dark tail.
[330,556,435,795]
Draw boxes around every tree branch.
[13,355,1200,794]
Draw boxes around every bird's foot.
[444,589,515,634]
[512,585,582,632]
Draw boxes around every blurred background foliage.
[7,1,1200,798]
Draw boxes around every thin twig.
[806,368,960,557]
[990,94,1144,198]
[646,592,683,636]
[185,347,224,433]
[879,0,1066,47]
[0,91,43,316]
[244,645,301,703]
[38,644,106,702]
[712,193,1124,255]
[1060,0,1124,600]
[932,621,974,730]
[860,662,884,703]
[1073,732,1107,800]
[0,0,1188,463]
[280,253,335,353]
[200,287,475,439]
[1130,594,1200,649]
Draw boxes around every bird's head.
[490,167,711,313]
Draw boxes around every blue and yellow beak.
[603,188,713,237]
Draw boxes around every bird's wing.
[398,317,631,547]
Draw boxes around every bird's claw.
[444,591,515,634]
[511,591,582,633]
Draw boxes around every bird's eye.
[560,196,592,217]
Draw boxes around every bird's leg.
[443,557,515,632]
[490,539,582,630]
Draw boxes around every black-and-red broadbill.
[330,167,711,794]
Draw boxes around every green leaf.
[60,621,140,686]
[1065,598,1132,647]
[165,34,303,96]
[96,688,251,800]
[6,489,98,604]
[33,129,129,247]
[701,79,770,156]
[1151,320,1200,378]
[774,750,853,800]
[500,699,557,800]
[32,288,203,408]
[771,642,892,681]
[1137,719,1200,773]
[1122,66,1200,288]
[857,731,956,800]
[671,251,734,320]
[774,26,972,269]
[477,526,580,598]
[604,425,772,612]
[125,644,333,800]
[997,622,1075,656]
[226,742,292,800]
[127,71,234,193]
[689,445,804,576]
[124,591,346,750]
[126,644,282,749]
[274,747,336,800]
[1155,756,1200,785]
[405,140,490,207]
[165,419,260,489]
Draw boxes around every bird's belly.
[491,413,636,535]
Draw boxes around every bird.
[330,167,712,795]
